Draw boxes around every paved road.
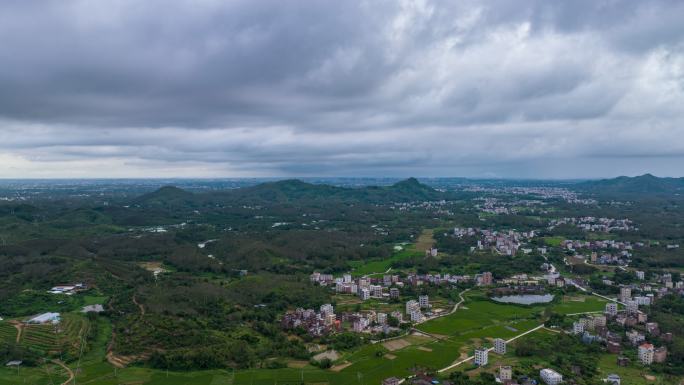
[436,323,545,373]
[373,289,470,344]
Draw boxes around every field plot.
[0,322,17,343]
[17,314,89,358]
[414,229,435,252]
[349,244,422,276]
[549,295,608,314]
[417,297,542,336]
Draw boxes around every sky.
[0,0,683,179]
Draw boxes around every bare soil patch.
[382,338,411,351]
[287,360,308,368]
[329,362,352,372]
[313,350,339,362]
[415,229,435,252]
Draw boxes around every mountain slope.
[578,174,684,195]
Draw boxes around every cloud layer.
[1,0,683,178]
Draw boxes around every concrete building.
[360,288,370,301]
[390,288,400,299]
[573,321,584,335]
[606,374,620,385]
[481,271,493,286]
[654,347,667,363]
[418,295,429,309]
[406,300,420,315]
[377,312,387,325]
[494,338,506,355]
[499,366,512,381]
[636,271,645,280]
[626,300,638,315]
[638,343,654,365]
[474,348,488,366]
[382,378,400,385]
[605,302,618,317]
[371,285,383,298]
[540,368,563,385]
[410,309,423,322]
[620,287,631,302]
[320,304,334,317]
[593,315,607,328]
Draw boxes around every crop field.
[542,236,565,246]
[595,354,677,385]
[349,245,422,276]
[0,322,17,344]
[417,296,543,336]
[414,229,435,252]
[16,314,89,357]
[549,295,609,314]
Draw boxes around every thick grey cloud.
[0,0,683,178]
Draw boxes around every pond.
[491,294,554,305]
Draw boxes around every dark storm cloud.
[0,0,683,177]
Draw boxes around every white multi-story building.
[353,317,370,332]
[626,300,639,315]
[593,315,607,328]
[540,368,563,385]
[636,271,645,280]
[359,288,370,301]
[620,287,631,302]
[343,274,352,283]
[410,309,423,322]
[494,338,506,355]
[406,300,420,315]
[419,295,429,309]
[320,304,334,317]
[638,343,654,365]
[605,302,618,317]
[499,366,512,381]
[573,321,584,335]
[634,296,651,306]
[371,285,383,298]
[377,312,387,325]
[474,348,488,366]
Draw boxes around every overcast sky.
[0,0,683,178]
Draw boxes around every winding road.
[52,359,74,385]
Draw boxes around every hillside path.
[52,359,74,385]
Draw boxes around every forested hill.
[576,174,684,197]
[133,177,445,207]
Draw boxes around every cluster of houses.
[561,239,641,255]
[453,227,536,256]
[310,271,494,303]
[548,217,636,232]
[281,303,402,337]
[569,293,671,367]
[474,197,546,215]
[463,186,593,204]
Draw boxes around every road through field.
[436,323,545,373]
